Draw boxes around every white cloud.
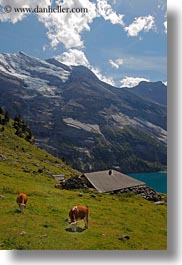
[109,58,123,69]
[96,0,124,26]
[0,0,97,49]
[0,0,50,23]
[120,76,150,88]
[91,66,115,86]
[2,0,157,51]
[39,0,125,49]
[55,49,90,67]
[124,15,156,37]
[56,49,115,86]
[38,0,97,49]
[164,20,167,34]
[0,0,125,50]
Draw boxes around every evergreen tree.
[4,111,10,123]
[0,107,4,115]
[13,114,34,143]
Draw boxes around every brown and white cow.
[16,193,28,213]
[69,205,88,231]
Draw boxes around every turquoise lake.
[128,172,167,194]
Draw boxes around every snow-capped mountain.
[0,52,167,172]
[0,52,71,96]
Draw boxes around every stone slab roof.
[82,170,145,193]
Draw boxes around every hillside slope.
[0,116,76,182]
[0,118,167,250]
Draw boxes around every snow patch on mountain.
[0,52,71,95]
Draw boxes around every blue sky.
[0,0,167,87]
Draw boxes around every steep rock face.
[0,52,167,172]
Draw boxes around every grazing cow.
[16,193,28,213]
[54,183,62,189]
[69,205,88,230]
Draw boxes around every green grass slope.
[0,120,167,250]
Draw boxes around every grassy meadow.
[0,120,167,250]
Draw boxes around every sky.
[0,0,167,88]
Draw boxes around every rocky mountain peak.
[0,52,167,173]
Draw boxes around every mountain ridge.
[0,52,167,173]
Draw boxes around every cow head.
[19,203,26,213]
[71,222,77,232]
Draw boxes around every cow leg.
[84,215,88,229]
